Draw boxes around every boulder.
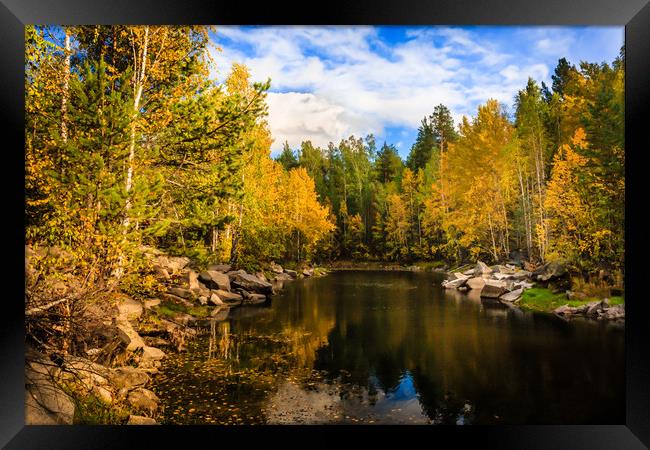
[143,299,161,309]
[186,269,201,292]
[274,272,293,282]
[207,263,231,273]
[231,273,273,295]
[213,289,243,304]
[115,297,143,321]
[500,288,523,302]
[302,268,314,277]
[514,281,535,290]
[533,261,567,281]
[512,270,532,280]
[466,277,486,290]
[61,356,110,389]
[152,255,190,274]
[284,269,298,278]
[601,304,625,320]
[199,270,231,291]
[127,415,158,425]
[109,366,150,390]
[141,346,166,362]
[492,273,513,281]
[255,271,268,282]
[480,283,506,299]
[475,261,492,275]
[92,385,113,404]
[243,293,267,305]
[208,292,224,306]
[153,266,171,281]
[442,277,468,289]
[25,362,75,425]
[127,388,159,415]
[585,301,603,316]
[269,262,283,274]
[197,296,208,306]
[167,287,195,300]
[116,321,145,351]
[226,269,246,280]
[553,304,577,316]
[462,268,476,276]
[497,265,515,274]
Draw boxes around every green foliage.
[71,390,131,425]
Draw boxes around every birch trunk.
[122,26,149,236]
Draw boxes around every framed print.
[3,0,649,447]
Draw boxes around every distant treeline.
[276,52,624,275]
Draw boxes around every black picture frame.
[2,0,649,447]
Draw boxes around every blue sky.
[209,26,623,158]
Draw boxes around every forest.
[25,24,624,299]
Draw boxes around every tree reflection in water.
[152,270,624,425]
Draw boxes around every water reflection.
[152,270,624,425]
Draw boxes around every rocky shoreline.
[441,260,625,322]
[25,246,327,425]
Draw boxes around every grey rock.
[208,292,224,306]
[109,366,150,390]
[533,261,568,281]
[167,287,195,300]
[475,261,493,275]
[141,346,166,362]
[466,277,486,290]
[480,283,506,299]
[231,273,273,295]
[274,272,292,281]
[302,268,314,277]
[115,297,143,321]
[92,385,113,404]
[500,288,523,302]
[512,270,532,280]
[186,269,201,292]
[199,270,231,291]
[442,277,468,289]
[284,269,298,278]
[127,388,159,415]
[25,362,75,425]
[127,415,158,425]
[153,265,171,281]
[213,289,243,304]
[226,269,247,280]
[269,262,283,273]
[143,299,161,309]
[116,321,145,351]
[207,264,232,273]
[553,304,577,315]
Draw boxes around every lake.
[150,270,625,425]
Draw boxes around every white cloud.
[209,26,620,152]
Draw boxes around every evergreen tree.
[276,141,299,170]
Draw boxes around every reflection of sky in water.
[359,371,429,423]
[265,370,430,424]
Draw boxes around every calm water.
[151,270,625,425]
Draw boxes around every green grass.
[66,387,131,425]
[520,288,625,312]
